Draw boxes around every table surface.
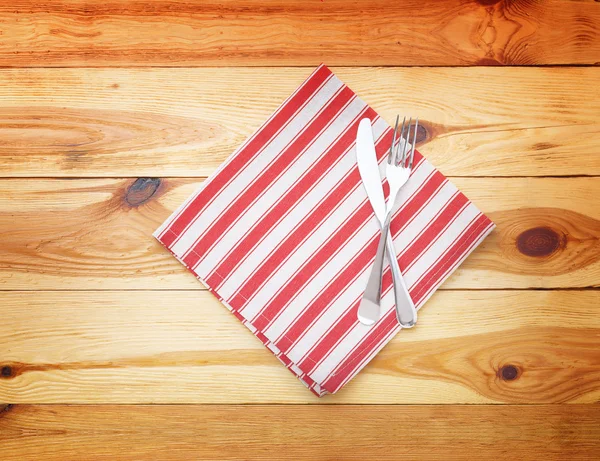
[1,1,599,459]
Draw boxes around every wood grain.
[1,404,599,461]
[1,177,599,291]
[0,67,599,177]
[1,0,599,67]
[1,290,599,404]
[1,1,597,456]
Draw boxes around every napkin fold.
[155,65,494,396]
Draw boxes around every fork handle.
[386,235,417,328]
[358,213,417,327]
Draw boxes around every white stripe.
[306,203,483,384]
[216,118,389,301]
[252,159,434,333]
[193,97,367,278]
[312,383,325,395]
[183,269,317,389]
[154,66,494,394]
[157,66,332,241]
[329,322,400,393]
[280,180,456,360]
[413,220,495,310]
[237,179,366,319]
[403,203,482,288]
[241,159,434,320]
[170,76,345,257]
[326,220,495,394]
[209,115,386,290]
[290,363,304,376]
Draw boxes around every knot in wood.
[125,178,161,207]
[414,123,428,144]
[499,365,519,381]
[1,366,13,378]
[516,226,565,257]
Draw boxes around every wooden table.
[1,1,599,459]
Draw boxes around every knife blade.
[356,118,386,224]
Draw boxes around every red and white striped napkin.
[154,65,495,396]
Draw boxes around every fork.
[357,116,419,328]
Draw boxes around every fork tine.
[388,115,399,164]
[401,117,411,165]
[409,117,418,169]
[396,117,406,165]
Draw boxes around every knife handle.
[386,235,417,328]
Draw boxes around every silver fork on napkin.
[357,116,418,328]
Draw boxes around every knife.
[356,118,417,328]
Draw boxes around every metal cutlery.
[356,116,418,328]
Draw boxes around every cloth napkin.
[154,65,495,396]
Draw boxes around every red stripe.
[295,197,473,375]
[410,213,492,306]
[181,86,356,269]
[197,267,312,388]
[398,193,468,270]
[319,213,493,393]
[236,153,427,320]
[204,106,378,289]
[296,298,363,374]
[418,220,494,305]
[226,130,395,312]
[275,172,451,371]
[154,64,495,394]
[231,309,245,322]
[272,166,444,353]
[320,311,397,393]
[278,353,292,367]
[158,65,333,248]
[186,86,355,266]
[324,221,492,394]
[301,373,317,388]
[387,170,445,241]
[250,185,386,329]
[329,325,397,394]
[241,139,417,322]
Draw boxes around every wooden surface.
[1,405,599,461]
[1,177,600,290]
[2,290,600,404]
[1,67,599,177]
[1,1,600,459]
[1,0,599,67]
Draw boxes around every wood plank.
[1,177,599,291]
[1,405,599,461]
[2,0,599,67]
[1,290,599,404]
[1,67,599,177]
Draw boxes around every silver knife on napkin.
[356,118,417,328]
